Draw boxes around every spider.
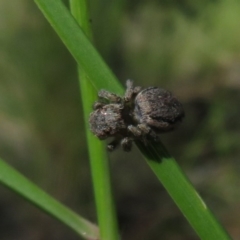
[89,80,184,152]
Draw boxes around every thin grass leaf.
[34,0,123,95]
[0,158,99,240]
[137,140,232,239]
[70,0,119,239]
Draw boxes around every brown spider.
[89,80,184,152]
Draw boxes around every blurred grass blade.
[0,158,99,240]
[70,0,119,239]
[34,0,232,239]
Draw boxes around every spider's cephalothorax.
[89,80,184,152]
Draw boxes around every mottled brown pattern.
[89,80,184,152]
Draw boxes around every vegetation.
[0,0,240,239]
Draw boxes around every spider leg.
[138,123,159,141]
[128,125,142,137]
[128,124,159,142]
[107,138,121,151]
[137,123,150,134]
[133,86,142,94]
[121,137,133,152]
[145,118,173,132]
[128,124,148,145]
[124,79,142,103]
[93,101,105,110]
[124,79,134,102]
[98,89,122,103]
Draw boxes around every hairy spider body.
[89,89,134,151]
[89,103,126,140]
[89,80,184,152]
[133,87,184,133]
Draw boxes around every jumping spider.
[89,80,184,152]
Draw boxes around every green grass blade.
[137,140,232,240]
[34,0,232,239]
[0,158,99,240]
[70,0,119,239]
[34,0,123,94]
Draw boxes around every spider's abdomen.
[133,87,184,131]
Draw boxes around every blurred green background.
[0,0,240,239]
